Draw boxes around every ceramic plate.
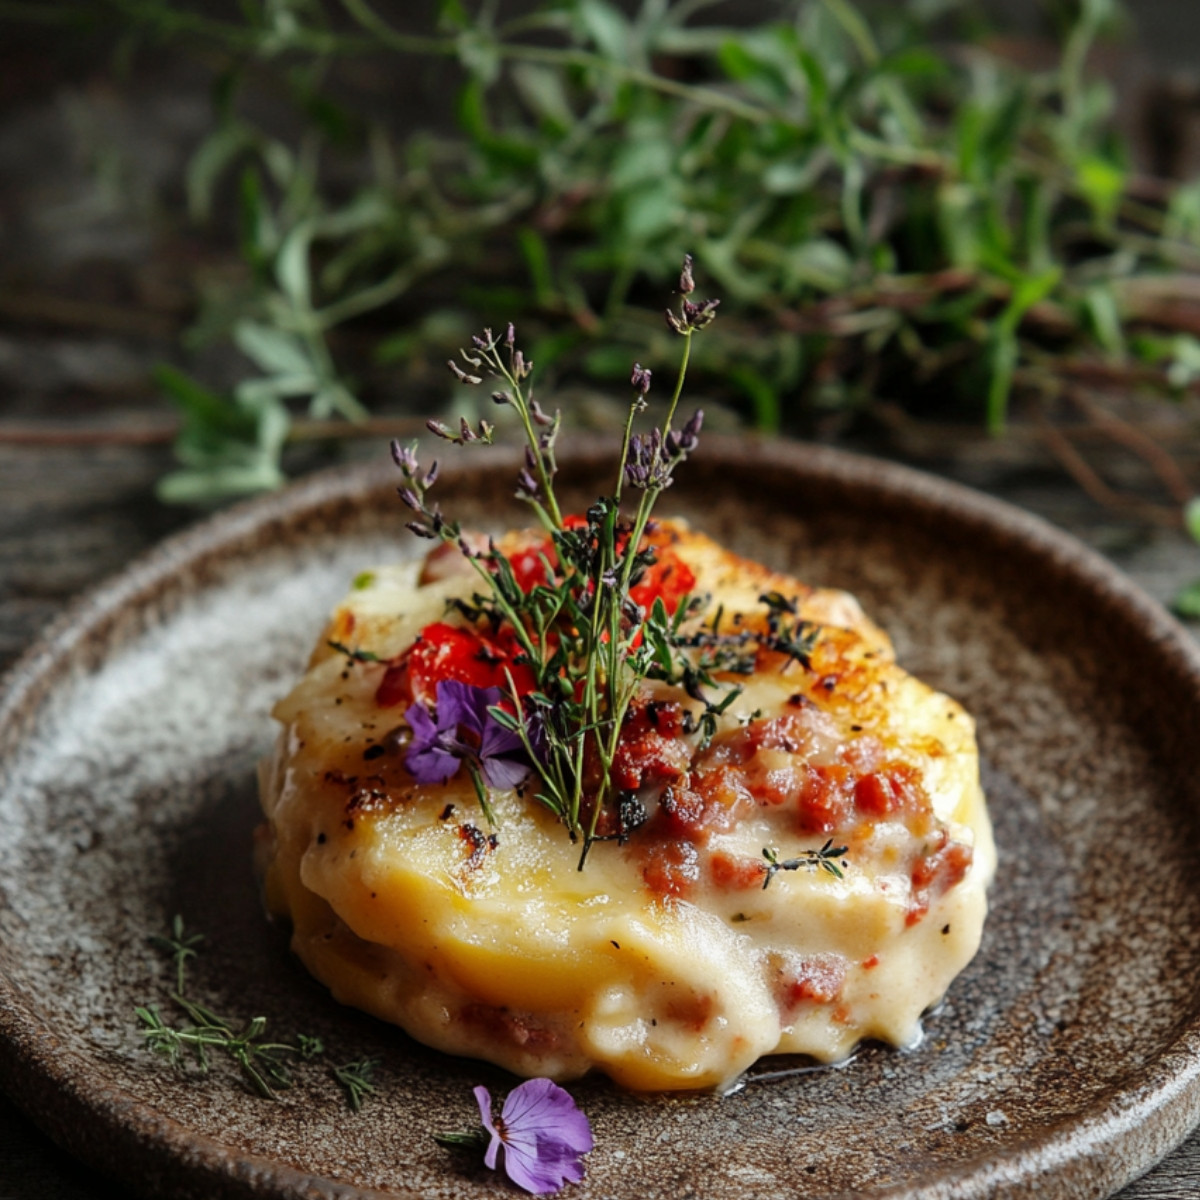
[2,439,1200,1200]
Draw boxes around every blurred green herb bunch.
[91,0,1200,601]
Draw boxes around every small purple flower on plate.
[474,1078,594,1194]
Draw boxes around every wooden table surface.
[2,435,1199,1198]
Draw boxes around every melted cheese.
[258,523,994,1092]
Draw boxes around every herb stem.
[109,0,380,54]
[613,397,639,506]
[401,261,726,858]
[578,323,700,859]
[617,329,692,599]
[662,331,694,440]
[336,0,457,57]
[515,395,563,530]
[462,552,541,664]
[338,0,770,124]
[488,339,563,531]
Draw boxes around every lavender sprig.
[427,416,496,446]
[391,439,451,540]
[665,256,720,334]
[572,260,718,856]
[440,326,562,530]
[390,258,729,864]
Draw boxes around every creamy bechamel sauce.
[257,523,994,1092]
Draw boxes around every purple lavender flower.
[630,362,652,396]
[390,439,418,474]
[624,428,674,491]
[516,445,543,502]
[474,1079,594,1195]
[405,680,532,790]
[682,296,720,329]
[665,292,720,335]
[447,359,483,385]
[664,408,704,457]
[679,252,695,295]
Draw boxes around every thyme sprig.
[328,640,382,663]
[147,913,204,997]
[138,916,376,1110]
[395,258,737,866]
[136,1000,320,1099]
[761,841,850,889]
[637,594,759,751]
[759,592,822,671]
[332,1056,381,1113]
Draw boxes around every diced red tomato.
[408,622,505,695]
[607,700,693,791]
[506,546,551,594]
[796,764,856,832]
[377,621,537,708]
[779,958,846,1008]
[630,550,695,616]
[502,516,696,616]
[375,662,411,708]
[647,768,755,846]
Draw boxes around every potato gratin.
[257,521,994,1092]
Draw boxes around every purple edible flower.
[405,680,532,790]
[404,696,460,783]
[474,1078,594,1195]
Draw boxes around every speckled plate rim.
[2,436,1200,1200]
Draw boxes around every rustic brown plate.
[2,438,1200,1200]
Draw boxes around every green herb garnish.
[37,0,1190,537]
[138,916,376,1109]
[761,841,849,889]
[395,260,753,867]
[328,640,383,663]
[332,1056,381,1112]
[136,1001,315,1100]
[147,913,204,997]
